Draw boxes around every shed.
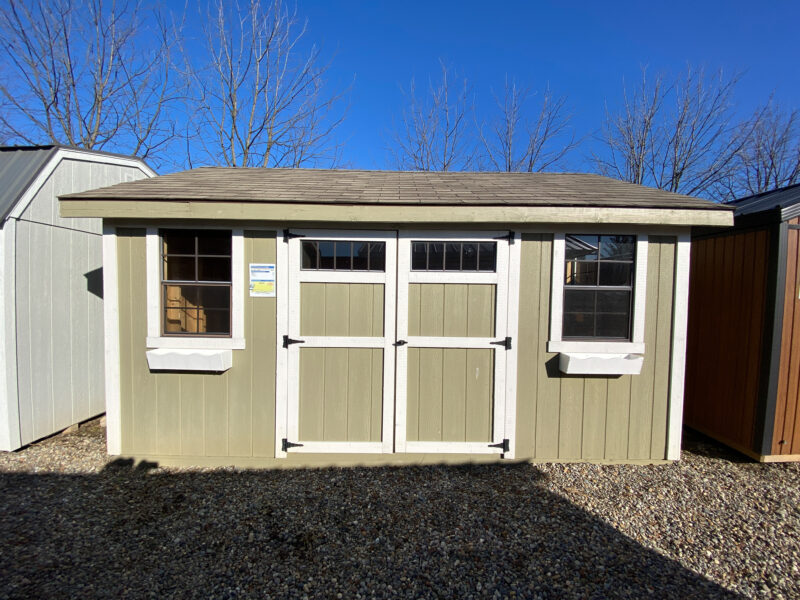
[685,183,800,462]
[59,168,731,467]
[0,146,154,451]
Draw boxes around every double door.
[282,230,512,456]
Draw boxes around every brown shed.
[685,183,800,462]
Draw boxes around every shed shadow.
[84,267,103,299]
[0,462,739,598]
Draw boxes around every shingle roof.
[61,167,728,210]
[727,183,800,218]
[0,146,59,221]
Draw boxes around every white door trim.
[284,229,397,454]
[394,230,514,455]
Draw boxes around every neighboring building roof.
[0,146,59,221]
[727,183,800,221]
[62,167,728,210]
[0,144,155,223]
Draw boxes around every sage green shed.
[59,168,732,467]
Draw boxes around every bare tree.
[722,100,800,198]
[0,0,178,167]
[389,60,474,171]
[183,0,345,168]
[595,65,747,199]
[478,78,578,172]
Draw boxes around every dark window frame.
[160,229,232,337]
[562,234,635,341]
[410,241,497,272]
[300,240,386,272]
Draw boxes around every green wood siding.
[300,283,384,337]
[116,228,277,458]
[406,348,494,442]
[514,234,677,461]
[298,348,383,442]
[408,284,495,337]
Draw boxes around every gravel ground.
[0,420,798,599]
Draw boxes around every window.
[562,234,635,340]
[161,229,232,336]
[301,240,386,271]
[411,241,497,271]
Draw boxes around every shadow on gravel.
[681,427,753,464]
[0,462,739,599]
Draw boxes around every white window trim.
[548,233,648,355]
[145,227,245,350]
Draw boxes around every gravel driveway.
[0,420,798,599]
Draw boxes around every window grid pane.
[301,240,386,272]
[411,241,497,272]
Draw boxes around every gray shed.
[0,146,154,451]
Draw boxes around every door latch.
[393,340,408,346]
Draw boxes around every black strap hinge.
[282,438,304,452]
[490,336,512,350]
[393,340,408,346]
[283,335,305,348]
[489,439,510,453]
[283,229,305,243]
[494,231,515,245]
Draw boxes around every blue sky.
[287,0,799,170]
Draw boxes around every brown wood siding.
[774,219,800,455]
[684,228,770,452]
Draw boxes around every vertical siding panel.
[347,348,373,442]
[86,229,105,418]
[250,231,276,457]
[535,238,560,459]
[441,348,467,441]
[465,349,493,442]
[156,374,181,455]
[13,220,34,444]
[779,229,800,453]
[408,284,421,337]
[70,233,91,422]
[323,348,348,440]
[650,237,675,459]
[324,284,350,336]
[467,285,496,337]
[298,348,325,441]
[419,285,445,336]
[774,229,798,454]
[406,347,420,442]
[443,284,468,337]
[116,232,136,452]
[299,283,326,336]
[228,235,254,456]
[348,284,374,337]
[370,349,384,442]
[179,375,204,456]
[581,378,607,458]
[203,374,228,456]
[49,226,72,428]
[558,378,584,459]
[129,229,157,454]
[742,230,768,448]
[604,375,631,459]
[726,233,748,440]
[372,285,385,337]
[417,348,443,440]
[628,237,661,459]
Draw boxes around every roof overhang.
[59,198,733,227]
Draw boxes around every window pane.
[162,230,195,255]
[411,242,427,270]
[165,284,199,309]
[565,234,598,260]
[319,242,335,269]
[428,243,444,270]
[301,241,318,269]
[164,308,198,334]
[335,241,352,270]
[197,231,231,255]
[369,242,386,271]
[563,312,595,337]
[564,289,595,313]
[599,235,635,260]
[201,309,231,334]
[595,290,630,314]
[596,313,629,338]
[598,262,633,286]
[352,242,369,270]
[198,257,231,282]
[461,243,478,270]
[565,261,597,285]
[197,286,230,309]
[478,243,496,271]
[445,243,461,270]
[163,256,195,281]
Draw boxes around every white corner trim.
[549,232,648,352]
[145,348,232,372]
[146,227,245,350]
[8,148,155,222]
[503,232,521,459]
[275,232,289,458]
[558,352,644,375]
[103,225,122,455]
[667,234,691,460]
[0,223,21,451]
